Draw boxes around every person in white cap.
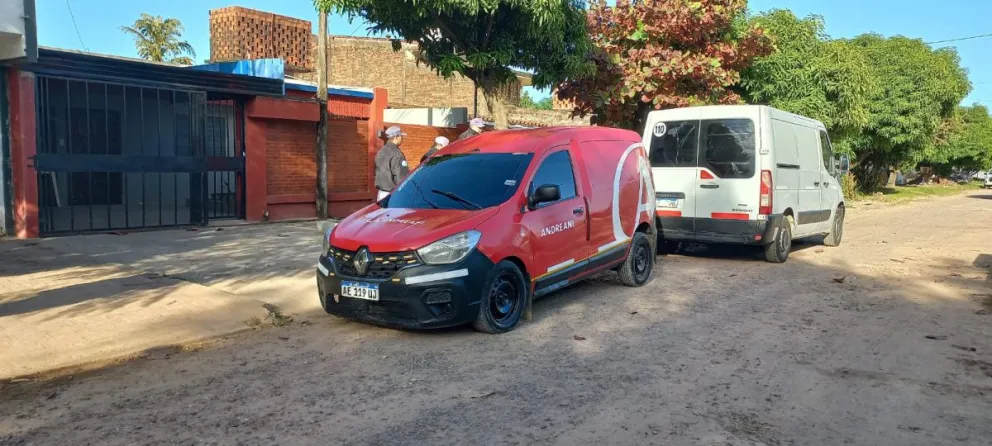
[458,117,486,141]
[420,136,450,163]
[374,126,410,201]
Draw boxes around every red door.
[519,148,589,295]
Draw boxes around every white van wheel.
[764,216,793,264]
[823,206,845,247]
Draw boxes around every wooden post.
[315,11,329,219]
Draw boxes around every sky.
[35,0,992,105]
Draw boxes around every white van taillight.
[759,170,773,215]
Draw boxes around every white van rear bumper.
[657,214,784,246]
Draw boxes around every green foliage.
[556,0,774,131]
[840,174,861,201]
[740,10,877,156]
[314,0,592,128]
[520,91,553,110]
[937,105,992,171]
[849,34,970,174]
[119,14,196,65]
[741,10,972,192]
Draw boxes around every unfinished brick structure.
[209,7,313,71]
[208,6,523,112]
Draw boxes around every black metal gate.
[33,76,245,235]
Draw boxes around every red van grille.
[329,247,420,279]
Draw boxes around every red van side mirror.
[528,184,561,210]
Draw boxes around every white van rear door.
[646,118,701,222]
[694,118,761,225]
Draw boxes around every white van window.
[649,120,698,168]
[700,119,755,179]
[819,130,835,175]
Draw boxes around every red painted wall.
[244,87,388,222]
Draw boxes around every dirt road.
[3,192,991,445]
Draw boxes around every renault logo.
[354,248,373,275]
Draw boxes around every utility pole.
[315,10,329,219]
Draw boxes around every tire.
[763,216,793,263]
[619,232,654,287]
[822,206,845,247]
[472,260,528,334]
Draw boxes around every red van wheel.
[472,261,528,334]
[619,232,654,287]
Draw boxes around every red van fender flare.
[598,142,655,254]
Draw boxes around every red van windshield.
[385,153,534,210]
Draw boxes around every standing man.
[420,136,449,163]
[458,117,486,141]
[375,126,410,201]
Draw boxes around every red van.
[317,127,657,333]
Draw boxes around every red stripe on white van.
[711,212,749,220]
[656,210,682,217]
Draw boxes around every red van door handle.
[573,207,585,216]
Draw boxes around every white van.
[643,105,848,263]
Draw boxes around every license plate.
[341,281,379,301]
[656,198,680,209]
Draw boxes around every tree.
[846,35,970,190]
[119,14,197,65]
[936,105,992,173]
[739,10,877,157]
[556,0,773,131]
[314,0,592,129]
[521,90,553,110]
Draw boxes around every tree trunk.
[479,75,510,130]
[315,11,329,219]
[633,102,653,134]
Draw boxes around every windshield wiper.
[404,179,439,209]
[430,189,482,210]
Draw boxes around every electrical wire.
[925,33,992,45]
[65,0,88,51]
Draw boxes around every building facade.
[1,48,400,238]
[208,6,523,114]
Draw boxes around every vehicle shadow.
[667,239,822,262]
[967,194,992,200]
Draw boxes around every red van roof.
[442,127,640,156]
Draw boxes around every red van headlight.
[417,231,482,265]
[322,225,336,253]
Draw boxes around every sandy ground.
[2,192,991,446]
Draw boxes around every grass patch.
[859,182,979,204]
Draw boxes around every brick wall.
[551,88,576,111]
[265,118,371,197]
[208,7,522,111]
[266,120,316,196]
[385,123,467,170]
[209,6,313,70]
[328,118,370,193]
[316,37,521,111]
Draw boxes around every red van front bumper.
[315,250,494,330]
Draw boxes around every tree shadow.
[0,273,180,317]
